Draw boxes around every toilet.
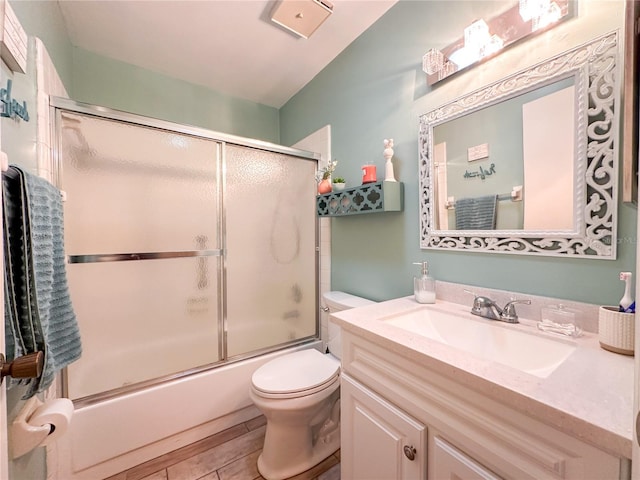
[250,291,375,480]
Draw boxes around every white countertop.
[331,296,634,459]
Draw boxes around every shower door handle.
[68,249,222,264]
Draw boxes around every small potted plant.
[332,177,346,191]
[316,160,337,194]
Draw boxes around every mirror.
[419,32,620,258]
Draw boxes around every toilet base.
[256,423,340,480]
[254,386,341,480]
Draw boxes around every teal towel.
[455,195,498,230]
[3,167,40,372]
[3,165,82,397]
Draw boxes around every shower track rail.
[67,250,222,264]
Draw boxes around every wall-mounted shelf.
[317,181,404,217]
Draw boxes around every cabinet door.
[341,374,427,480]
[430,433,502,480]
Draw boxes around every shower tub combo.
[48,98,321,479]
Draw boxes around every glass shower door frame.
[50,97,320,405]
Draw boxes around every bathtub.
[50,341,321,480]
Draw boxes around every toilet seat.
[252,349,340,399]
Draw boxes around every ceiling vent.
[270,0,334,39]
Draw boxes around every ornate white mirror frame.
[418,32,620,259]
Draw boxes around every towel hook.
[0,351,44,385]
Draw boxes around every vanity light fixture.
[422,48,444,75]
[455,19,505,70]
[422,0,573,86]
[270,0,334,39]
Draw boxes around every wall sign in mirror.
[422,0,575,86]
[418,32,620,259]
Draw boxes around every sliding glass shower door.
[225,145,317,357]
[53,103,318,402]
[59,111,222,400]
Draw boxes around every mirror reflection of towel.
[455,195,497,230]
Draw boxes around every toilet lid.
[252,349,340,395]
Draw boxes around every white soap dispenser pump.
[413,261,436,304]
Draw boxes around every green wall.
[280,0,636,306]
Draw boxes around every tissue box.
[598,306,635,356]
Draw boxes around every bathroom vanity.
[331,297,633,480]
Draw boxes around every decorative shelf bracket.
[316,181,404,217]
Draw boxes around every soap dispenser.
[413,262,436,304]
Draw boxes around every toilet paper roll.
[28,398,74,446]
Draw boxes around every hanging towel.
[455,194,498,230]
[3,165,81,398]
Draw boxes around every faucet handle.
[501,298,531,323]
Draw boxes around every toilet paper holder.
[10,396,75,459]
[0,351,44,384]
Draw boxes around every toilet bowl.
[250,291,375,480]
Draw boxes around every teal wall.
[71,47,280,143]
[9,1,280,144]
[8,1,638,309]
[8,2,639,306]
[280,0,635,306]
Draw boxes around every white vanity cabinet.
[340,330,625,480]
[341,374,426,479]
[430,432,502,480]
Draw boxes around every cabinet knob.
[403,445,416,461]
[0,352,44,384]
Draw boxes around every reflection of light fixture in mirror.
[464,19,490,52]
[422,0,573,86]
[520,0,562,31]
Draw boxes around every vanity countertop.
[330,296,634,460]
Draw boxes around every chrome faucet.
[500,299,532,323]
[465,290,531,324]
[470,295,503,320]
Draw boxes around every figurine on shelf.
[383,138,396,182]
[317,159,337,194]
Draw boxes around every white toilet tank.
[323,291,375,360]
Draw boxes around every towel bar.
[67,249,222,264]
[0,351,44,384]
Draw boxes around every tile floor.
[106,415,341,480]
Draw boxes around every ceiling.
[56,0,398,108]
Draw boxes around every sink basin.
[381,306,576,378]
